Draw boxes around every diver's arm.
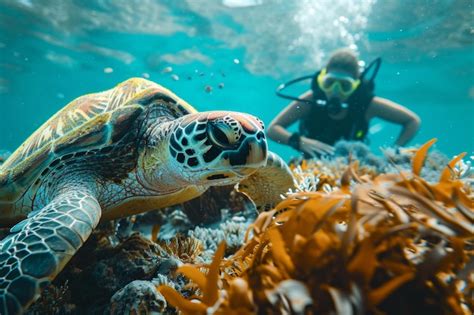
[268,91,335,156]
[267,90,313,145]
[366,96,421,146]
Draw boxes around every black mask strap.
[360,57,382,83]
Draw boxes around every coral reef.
[107,280,167,314]
[87,233,164,297]
[290,140,472,193]
[188,218,249,262]
[158,139,473,315]
[20,139,473,314]
[25,201,253,313]
[30,229,167,313]
[158,234,204,264]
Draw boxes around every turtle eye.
[207,121,238,148]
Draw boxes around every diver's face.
[322,69,358,101]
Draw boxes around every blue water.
[0,0,473,160]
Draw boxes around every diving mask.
[317,68,360,98]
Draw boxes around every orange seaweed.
[412,138,437,176]
[159,139,473,315]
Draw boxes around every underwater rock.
[182,185,254,225]
[156,255,182,276]
[182,186,226,224]
[89,233,163,296]
[47,231,165,313]
[107,280,167,314]
[135,209,166,226]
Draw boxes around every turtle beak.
[245,130,267,167]
[221,130,267,180]
[200,116,267,183]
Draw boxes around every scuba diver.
[268,48,421,157]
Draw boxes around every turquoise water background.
[0,0,472,160]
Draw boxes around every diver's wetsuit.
[298,70,375,146]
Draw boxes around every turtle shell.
[0,78,197,202]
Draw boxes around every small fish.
[171,74,179,81]
[205,85,213,93]
[162,66,173,74]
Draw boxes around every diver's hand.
[299,136,335,157]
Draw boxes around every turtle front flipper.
[0,189,101,314]
[236,151,296,211]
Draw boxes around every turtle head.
[139,111,267,191]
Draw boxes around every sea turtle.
[0,78,295,314]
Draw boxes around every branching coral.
[157,139,473,315]
[290,140,467,193]
[289,156,379,193]
[188,219,249,262]
[158,234,204,264]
